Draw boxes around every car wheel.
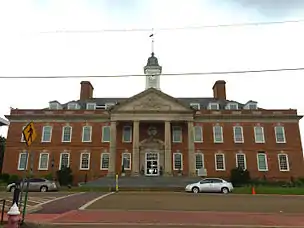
[221,187,229,194]
[40,186,48,192]
[192,187,199,194]
[10,186,16,192]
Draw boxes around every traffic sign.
[22,122,37,147]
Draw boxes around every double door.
[145,152,159,176]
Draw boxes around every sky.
[0,0,304,143]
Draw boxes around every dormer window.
[67,102,79,110]
[105,103,115,110]
[244,101,258,110]
[226,102,238,110]
[49,102,61,110]
[190,103,200,110]
[86,103,96,110]
[208,102,219,110]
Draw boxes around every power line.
[40,19,304,34]
[0,67,303,79]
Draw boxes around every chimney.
[80,81,94,100]
[212,80,226,100]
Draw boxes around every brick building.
[2,52,304,183]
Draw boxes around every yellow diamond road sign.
[22,122,37,147]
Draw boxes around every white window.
[82,126,92,142]
[233,126,244,143]
[208,103,219,110]
[67,102,79,110]
[173,152,183,170]
[195,153,204,170]
[100,152,110,170]
[193,126,203,142]
[80,153,90,170]
[59,153,70,170]
[122,152,131,170]
[86,103,96,110]
[190,103,200,110]
[275,126,286,143]
[244,102,257,110]
[62,126,72,142]
[236,153,246,170]
[257,152,268,171]
[226,103,238,110]
[21,126,26,142]
[122,126,132,142]
[38,153,49,170]
[102,126,111,142]
[172,126,182,143]
[41,126,52,142]
[254,126,265,143]
[18,152,28,170]
[278,153,289,171]
[49,102,61,110]
[215,153,225,171]
[213,125,223,143]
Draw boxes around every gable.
[112,88,193,113]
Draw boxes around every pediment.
[111,88,193,113]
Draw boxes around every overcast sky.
[1,0,304,142]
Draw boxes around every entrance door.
[145,152,159,176]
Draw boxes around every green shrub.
[0,173,10,183]
[56,167,73,186]
[230,167,251,186]
[8,175,19,183]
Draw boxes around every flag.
[149,34,154,37]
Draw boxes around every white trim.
[61,126,72,142]
[82,126,92,142]
[214,153,225,171]
[59,152,70,170]
[102,126,111,142]
[80,152,91,170]
[86,103,96,110]
[275,126,286,143]
[121,152,132,170]
[195,152,204,170]
[244,101,258,110]
[254,126,265,143]
[208,102,219,110]
[190,103,200,110]
[172,126,182,143]
[173,152,183,171]
[38,152,49,170]
[235,152,247,170]
[100,152,110,170]
[41,126,52,142]
[233,126,244,143]
[67,102,79,110]
[122,126,132,143]
[213,125,223,143]
[257,152,268,171]
[225,102,238,110]
[278,153,290,172]
[17,152,28,171]
[21,125,26,142]
[193,126,203,143]
[49,102,61,110]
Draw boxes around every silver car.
[7,178,60,192]
[185,178,234,194]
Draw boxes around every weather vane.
[149,28,155,53]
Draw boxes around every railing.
[0,199,6,224]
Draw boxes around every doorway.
[145,152,159,176]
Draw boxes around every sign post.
[19,122,37,224]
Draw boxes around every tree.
[0,136,6,173]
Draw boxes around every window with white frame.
[122,126,132,142]
[193,126,203,142]
[172,126,182,142]
[80,153,90,170]
[190,103,200,110]
[18,152,28,170]
[215,153,225,171]
[49,102,61,110]
[244,102,257,110]
[59,153,70,169]
[195,153,204,170]
[62,126,72,142]
[208,103,219,110]
[41,126,52,142]
[236,153,246,170]
[100,152,110,170]
[278,153,289,171]
[102,126,110,142]
[67,102,79,110]
[38,153,49,170]
[86,103,96,110]
[254,126,265,143]
[213,125,223,143]
[82,126,92,142]
[233,126,244,143]
[275,126,286,143]
[173,152,183,170]
[226,103,238,110]
[122,152,131,170]
[21,126,26,142]
[257,152,268,171]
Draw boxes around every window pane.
[39,153,49,169]
[214,126,223,142]
[174,153,182,170]
[123,127,132,142]
[60,153,69,169]
[255,127,264,143]
[62,126,72,142]
[82,126,92,142]
[215,154,225,170]
[234,126,243,142]
[42,126,52,142]
[81,153,90,169]
[194,126,202,142]
[173,127,182,142]
[236,154,246,170]
[101,153,109,169]
[122,153,131,169]
[257,153,267,171]
[275,126,285,143]
[102,126,110,142]
[278,154,289,171]
[18,153,27,170]
[195,153,203,170]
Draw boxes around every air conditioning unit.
[198,168,207,177]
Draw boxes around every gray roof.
[0,117,9,126]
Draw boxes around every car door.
[209,178,223,192]
[198,179,212,192]
[28,178,45,191]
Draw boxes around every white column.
[164,121,172,175]
[132,121,140,176]
[188,121,196,176]
[107,121,117,176]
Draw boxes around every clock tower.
[144,52,162,90]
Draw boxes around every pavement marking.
[35,192,85,208]
[79,192,115,210]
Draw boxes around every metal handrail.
[0,199,6,224]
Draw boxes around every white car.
[185,178,234,194]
